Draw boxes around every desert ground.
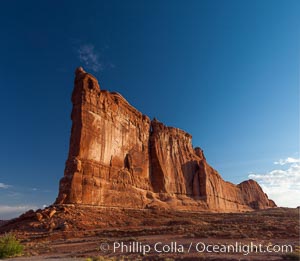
[0,206,299,260]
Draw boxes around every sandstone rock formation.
[55,67,276,212]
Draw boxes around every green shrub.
[0,233,24,258]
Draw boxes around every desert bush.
[0,233,24,258]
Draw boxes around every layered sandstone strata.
[56,67,276,212]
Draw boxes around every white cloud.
[274,157,300,165]
[78,44,102,72]
[0,182,11,189]
[249,157,300,208]
[0,205,38,220]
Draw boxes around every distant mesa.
[55,67,276,212]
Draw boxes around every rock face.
[56,67,276,212]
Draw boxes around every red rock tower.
[56,68,276,211]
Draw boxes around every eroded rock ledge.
[55,67,276,212]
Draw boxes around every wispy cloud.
[0,205,38,220]
[78,44,102,72]
[274,157,300,165]
[249,157,300,208]
[0,182,11,189]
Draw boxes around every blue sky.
[0,0,299,218]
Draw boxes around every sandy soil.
[1,207,299,260]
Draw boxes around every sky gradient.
[0,0,299,218]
